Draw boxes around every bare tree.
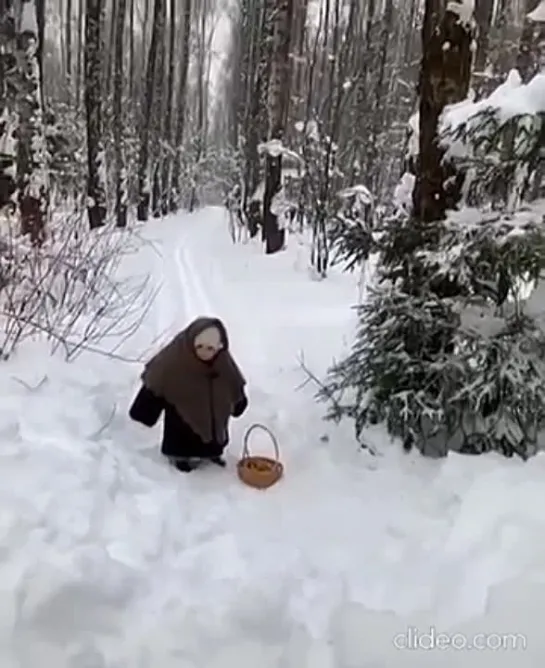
[15,0,48,244]
[18,0,537,246]
[76,0,84,105]
[291,0,309,122]
[136,0,165,221]
[160,0,176,215]
[242,0,275,234]
[150,0,167,218]
[262,0,295,254]
[0,0,18,209]
[187,0,216,212]
[170,0,191,212]
[113,0,128,227]
[128,0,135,98]
[65,0,73,93]
[84,0,107,228]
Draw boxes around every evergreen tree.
[320,69,545,460]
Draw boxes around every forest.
[1,0,545,459]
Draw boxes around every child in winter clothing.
[129,316,248,472]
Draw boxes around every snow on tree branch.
[258,139,302,164]
[528,0,545,23]
[441,69,545,133]
[446,0,475,28]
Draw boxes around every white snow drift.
[1,207,545,667]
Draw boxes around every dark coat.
[129,383,248,459]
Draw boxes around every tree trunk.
[263,0,294,254]
[188,0,208,213]
[150,0,166,218]
[129,0,135,98]
[160,0,176,215]
[0,0,18,209]
[84,0,107,228]
[170,0,191,212]
[516,0,545,82]
[65,0,72,80]
[232,0,256,149]
[137,0,165,221]
[16,0,48,244]
[413,0,474,225]
[473,0,494,96]
[35,0,44,99]
[363,0,394,194]
[76,0,84,107]
[291,0,309,122]
[113,0,128,227]
[351,0,376,184]
[105,0,117,95]
[243,0,274,234]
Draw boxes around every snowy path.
[175,242,215,322]
[137,208,545,665]
[1,207,545,667]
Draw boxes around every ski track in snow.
[2,208,545,666]
[175,242,216,322]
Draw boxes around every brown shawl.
[142,317,246,444]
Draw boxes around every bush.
[320,198,545,459]
[0,208,154,360]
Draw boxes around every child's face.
[193,326,223,361]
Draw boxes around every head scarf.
[142,317,246,443]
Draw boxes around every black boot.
[173,458,195,472]
[209,456,226,467]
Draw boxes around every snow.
[442,69,545,134]
[19,0,39,35]
[3,206,545,666]
[338,184,373,205]
[258,138,302,164]
[446,0,475,26]
[393,172,415,211]
[294,119,320,141]
[528,0,545,22]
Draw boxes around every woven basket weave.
[237,423,283,490]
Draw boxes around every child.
[129,316,248,472]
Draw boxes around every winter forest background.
[1,0,545,461]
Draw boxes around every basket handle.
[242,423,280,462]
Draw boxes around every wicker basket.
[237,423,283,490]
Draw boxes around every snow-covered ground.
[1,206,545,667]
